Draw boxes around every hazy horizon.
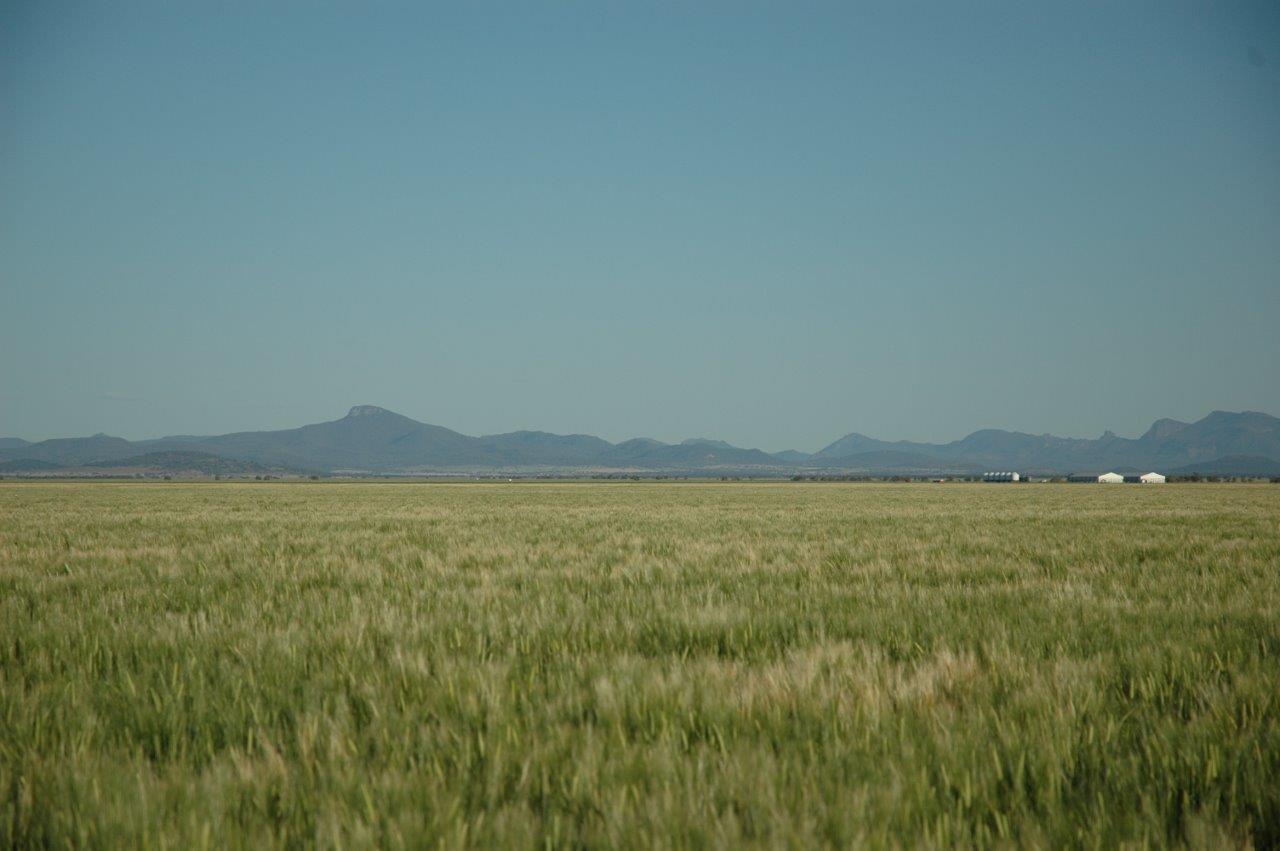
[4,402,1278,458]
[3,2,1278,451]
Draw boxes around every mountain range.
[806,411,1280,474]
[2,406,1278,476]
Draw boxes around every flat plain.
[1,482,1278,849]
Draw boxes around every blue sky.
[2,1,1278,451]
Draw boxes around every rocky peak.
[346,405,391,418]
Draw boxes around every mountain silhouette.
[2,407,1277,475]
[810,411,1280,473]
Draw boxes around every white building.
[1098,472,1124,484]
[1139,472,1166,484]
[983,471,1021,482]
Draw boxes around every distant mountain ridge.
[2,407,1278,475]
[809,411,1280,474]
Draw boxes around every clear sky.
[2,1,1278,452]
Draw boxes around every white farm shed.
[1139,472,1166,484]
[1098,472,1124,484]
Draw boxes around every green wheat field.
[2,482,1278,849]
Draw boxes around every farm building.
[1068,472,1125,483]
[983,471,1021,482]
[1139,472,1166,484]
